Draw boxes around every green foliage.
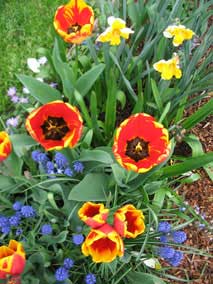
[0,0,211,283]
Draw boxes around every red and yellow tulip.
[78,202,109,228]
[54,0,94,44]
[153,53,182,80]
[82,224,124,263]
[114,204,145,238]
[163,24,194,46]
[0,131,12,162]
[25,101,83,151]
[0,240,25,279]
[113,113,170,173]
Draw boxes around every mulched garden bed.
[170,96,213,283]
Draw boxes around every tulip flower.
[25,101,83,151]
[82,224,124,263]
[114,204,145,238]
[0,131,12,162]
[0,240,25,279]
[113,113,170,173]
[78,202,109,228]
[54,0,94,44]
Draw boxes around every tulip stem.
[75,44,79,76]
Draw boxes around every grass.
[0,0,63,113]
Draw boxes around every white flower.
[23,87,30,94]
[38,56,48,65]
[27,58,41,73]
[36,77,44,82]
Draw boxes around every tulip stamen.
[41,116,69,140]
[126,137,149,162]
[68,24,81,34]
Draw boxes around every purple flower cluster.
[31,150,84,178]
[85,273,96,284]
[55,258,74,282]
[157,221,187,266]
[158,246,184,266]
[41,224,53,235]
[6,86,29,104]
[0,201,36,235]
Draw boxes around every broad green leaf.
[161,152,213,178]
[152,188,167,212]
[126,271,166,284]
[52,41,75,100]
[68,173,110,201]
[0,176,14,190]
[151,78,163,113]
[40,231,68,244]
[79,149,113,164]
[17,75,61,104]
[111,163,129,188]
[182,99,213,129]
[180,172,200,183]
[4,151,23,176]
[75,64,105,97]
[184,134,213,181]
[116,90,126,110]
[144,181,164,195]
[110,52,137,101]
[10,134,37,157]
[74,90,92,128]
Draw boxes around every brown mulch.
[169,96,213,283]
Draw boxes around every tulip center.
[126,137,149,162]
[41,116,69,140]
[68,24,81,34]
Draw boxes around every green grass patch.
[0,0,63,113]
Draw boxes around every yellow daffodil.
[153,54,182,80]
[96,16,134,45]
[163,24,194,46]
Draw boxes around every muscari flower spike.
[97,16,134,46]
[25,101,83,151]
[113,113,170,173]
[158,221,171,233]
[72,233,84,245]
[63,258,74,269]
[85,273,96,284]
[55,266,69,282]
[153,53,182,80]
[54,0,94,44]
[41,224,53,235]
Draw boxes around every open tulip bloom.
[113,113,170,173]
[78,202,109,228]
[0,131,12,162]
[113,204,145,238]
[82,224,124,263]
[54,0,94,44]
[97,16,134,45]
[0,240,26,279]
[25,101,83,151]
[153,53,182,80]
[78,202,146,263]
[163,24,194,46]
